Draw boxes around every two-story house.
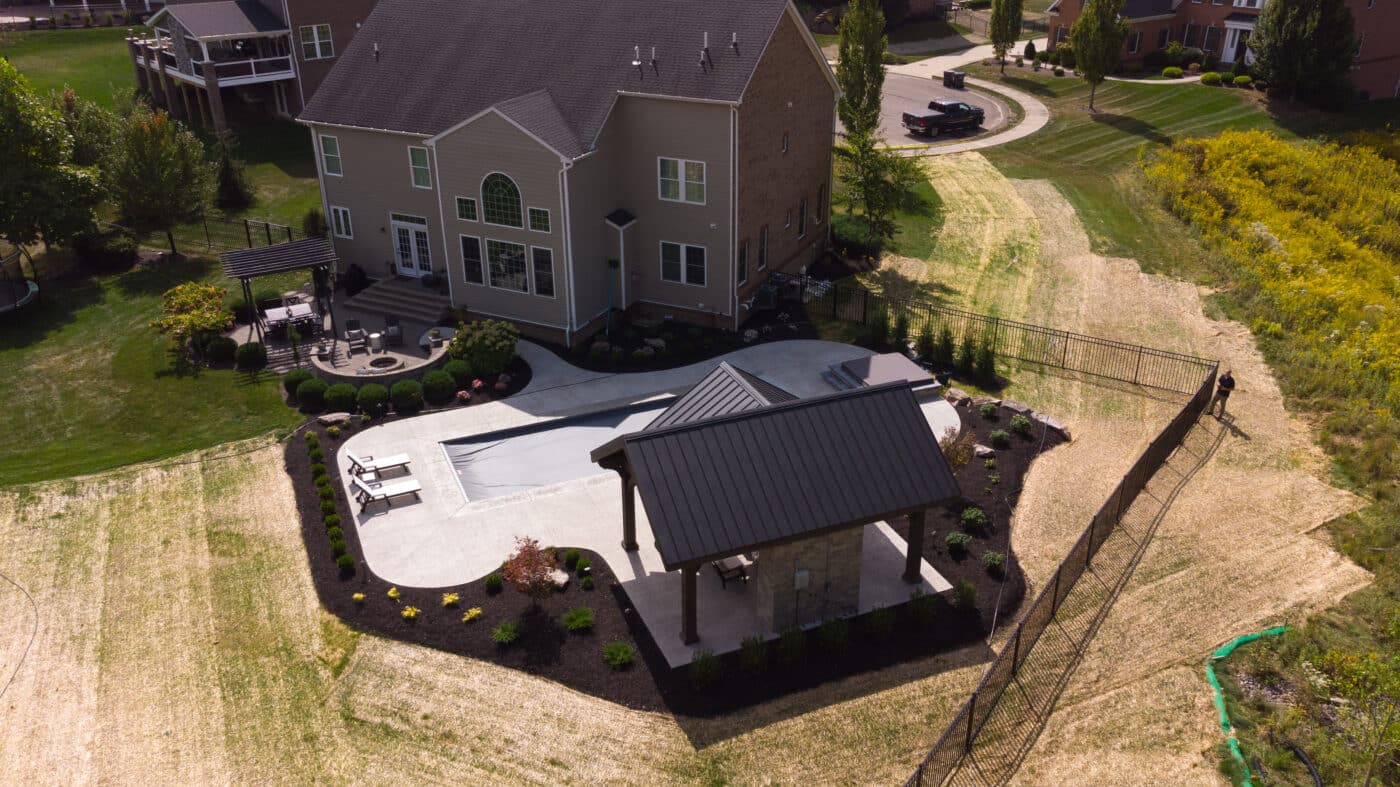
[297,0,837,347]
[1047,0,1400,98]
[128,0,377,130]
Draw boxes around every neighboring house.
[127,0,377,130]
[1046,0,1400,98]
[298,0,837,346]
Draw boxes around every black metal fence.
[103,217,299,254]
[809,281,1215,394]
[906,365,1218,786]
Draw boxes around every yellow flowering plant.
[462,607,483,623]
[401,606,420,620]
[441,592,460,607]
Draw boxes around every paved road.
[876,72,1010,147]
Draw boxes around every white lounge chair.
[345,450,411,476]
[352,476,422,512]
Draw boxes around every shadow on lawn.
[1088,112,1171,146]
[0,274,104,351]
[111,254,217,298]
[988,74,1059,99]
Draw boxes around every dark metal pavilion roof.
[649,362,796,430]
[220,237,337,281]
[612,381,960,570]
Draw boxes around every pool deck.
[338,339,962,664]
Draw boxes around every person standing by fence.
[1210,369,1235,418]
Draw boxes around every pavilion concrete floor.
[338,339,961,665]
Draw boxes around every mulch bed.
[287,376,1066,716]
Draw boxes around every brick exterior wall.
[283,0,380,111]
[753,527,864,632]
[735,10,837,322]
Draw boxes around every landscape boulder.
[549,569,571,589]
[974,444,995,458]
[971,395,1002,408]
[644,337,666,350]
[317,412,352,426]
[1033,412,1072,441]
[945,387,973,407]
[1002,399,1033,415]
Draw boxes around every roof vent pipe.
[703,31,709,51]
[651,46,656,66]
[632,45,641,67]
[373,42,380,62]
[731,32,738,52]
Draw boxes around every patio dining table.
[263,302,316,329]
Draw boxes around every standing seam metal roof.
[623,382,960,570]
[220,237,338,280]
[647,362,796,430]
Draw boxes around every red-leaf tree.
[500,536,556,606]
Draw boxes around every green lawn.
[0,256,303,485]
[0,27,134,109]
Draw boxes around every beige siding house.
[300,0,837,346]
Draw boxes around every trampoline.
[442,400,671,502]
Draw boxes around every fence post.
[1011,623,1023,671]
[861,287,869,325]
[1133,346,1144,385]
[1049,565,1062,615]
[244,219,253,248]
[203,218,211,249]
[264,221,273,245]
[965,691,978,752]
[286,224,293,243]
[1086,514,1096,565]
[832,284,840,319]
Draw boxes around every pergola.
[593,371,961,644]
[220,237,338,341]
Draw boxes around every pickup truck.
[901,100,985,137]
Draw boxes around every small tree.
[500,536,556,607]
[1249,0,1357,104]
[836,0,887,140]
[1070,0,1131,110]
[840,129,924,242]
[103,104,213,254]
[1320,650,1400,786]
[1024,40,1037,62]
[212,132,253,211]
[151,282,232,352]
[989,0,1025,74]
[302,208,328,238]
[55,85,116,168]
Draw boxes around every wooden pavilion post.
[681,563,699,644]
[903,509,926,584]
[620,467,638,551]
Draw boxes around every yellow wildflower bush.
[441,592,460,607]
[386,586,400,600]
[462,607,483,623]
[401,606,420,620]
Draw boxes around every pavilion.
[220,237,337,341]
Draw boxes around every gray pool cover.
[442,402,669,501]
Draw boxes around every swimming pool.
[441,400,671,501]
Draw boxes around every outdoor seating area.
[345,450,421,513]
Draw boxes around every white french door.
[390,214,432,277]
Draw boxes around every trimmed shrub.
[909,588,938,627]
[308,446,324,464]
[324,383,357,413]
[915,323,935,360]
[1048,50,1060,66]
[492,622,520,646]
[1023,40,1036,61]
[892,311,910,350]
[989,429,1011,448]
[953,579,978,610]
[326,526,344,541]
[295,378,328,411]
[603,641,635,670]
[1053,66,1065,77]
[868,308,889,348]
[1162,66,1184,78]
[562,606,595,633]
[336,554,356,575]
[563,548,580,569]
[983,550,1006,573]
[283,368,314,398]
[310,462,327,478]
[1057,43,1075,69]
[320,500,338,517]
[484,572,503,594]
[1233,75,1253,88]
[235,342,268,372]
[815,618,849,654]
[865,605,896,640]
[390,380,423,413]
[329,539,347,558]
[979,402,999,419]
[318,484,334,502]
[946,531,972,552]
[581,576,595,590]
[205,336,237,364]
[956,333,977,375]
[447,319,519,378]
[935,325,956,365]
[689,649,722,689]
[575,556,592,577]
[421,370,456,405]
[961,506,989,530]
[1010,413,1033,436]
[304,431,319,445]
[1200,71,1223,86]
[975,340,996,383]
[443,359,473,388]
[323,513,340,530]
[357,383,389,417]
[777,625,806,666]
[739,635,767,675]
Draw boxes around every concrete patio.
[337,339,962,664]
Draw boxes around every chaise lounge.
[352,476,422,512]
[345,450,412,476]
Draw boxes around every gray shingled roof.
[299,0,794,156]
[619,382,960,570]
[152,0,288,39]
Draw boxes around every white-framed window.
[660,241,706,286]
[528,207,550,233]
[782,132,790,154]
[658,157,706,204]
[456,197,478,222]
[1232,0,1260,7]
[1158,28,1170,49]
[319,134,342,176]
[758,225,768,270]
[299,24,333,60]
[408,146,431,189]
[532,247,555,297]
[486,239,529,292]
[461,235,483,284]
[482,173,523,227]
[329,205,352,239]
[737,239,748,285]
[1127,31,1142,54]
[1055,26,1069,43]
[389,213,431,275]
[816,185,826,224]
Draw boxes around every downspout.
[280,0,307,112]
[426,140,454,309]
[730,104,738,331]
[618,225,626,307]
[560,160,576,346]
[309,125,333,258]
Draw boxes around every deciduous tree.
[837,0,887,139]
[1249,0,1357,105]
[989,0,1024,74]
[1070,0,1131,110]
[103,104,213,255]
[151,282,233,352]
[839,129,924,243]
[1321,650,1400,787]
[0,60,100,249]
[500,536,556,607]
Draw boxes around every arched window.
[481,173,523,227]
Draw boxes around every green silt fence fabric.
[1205,626,1290,787]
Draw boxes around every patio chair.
[383,314,403,347]
[345,450,412,476]
[352,476,422,512]
[344,318,367,354]
[712,557,748,589]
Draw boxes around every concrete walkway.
[338,339,961,664]
[1106,73,1203,83]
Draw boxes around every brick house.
[127,0,378,130]
[1046,0,1400,98]
[297,0,838,346]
